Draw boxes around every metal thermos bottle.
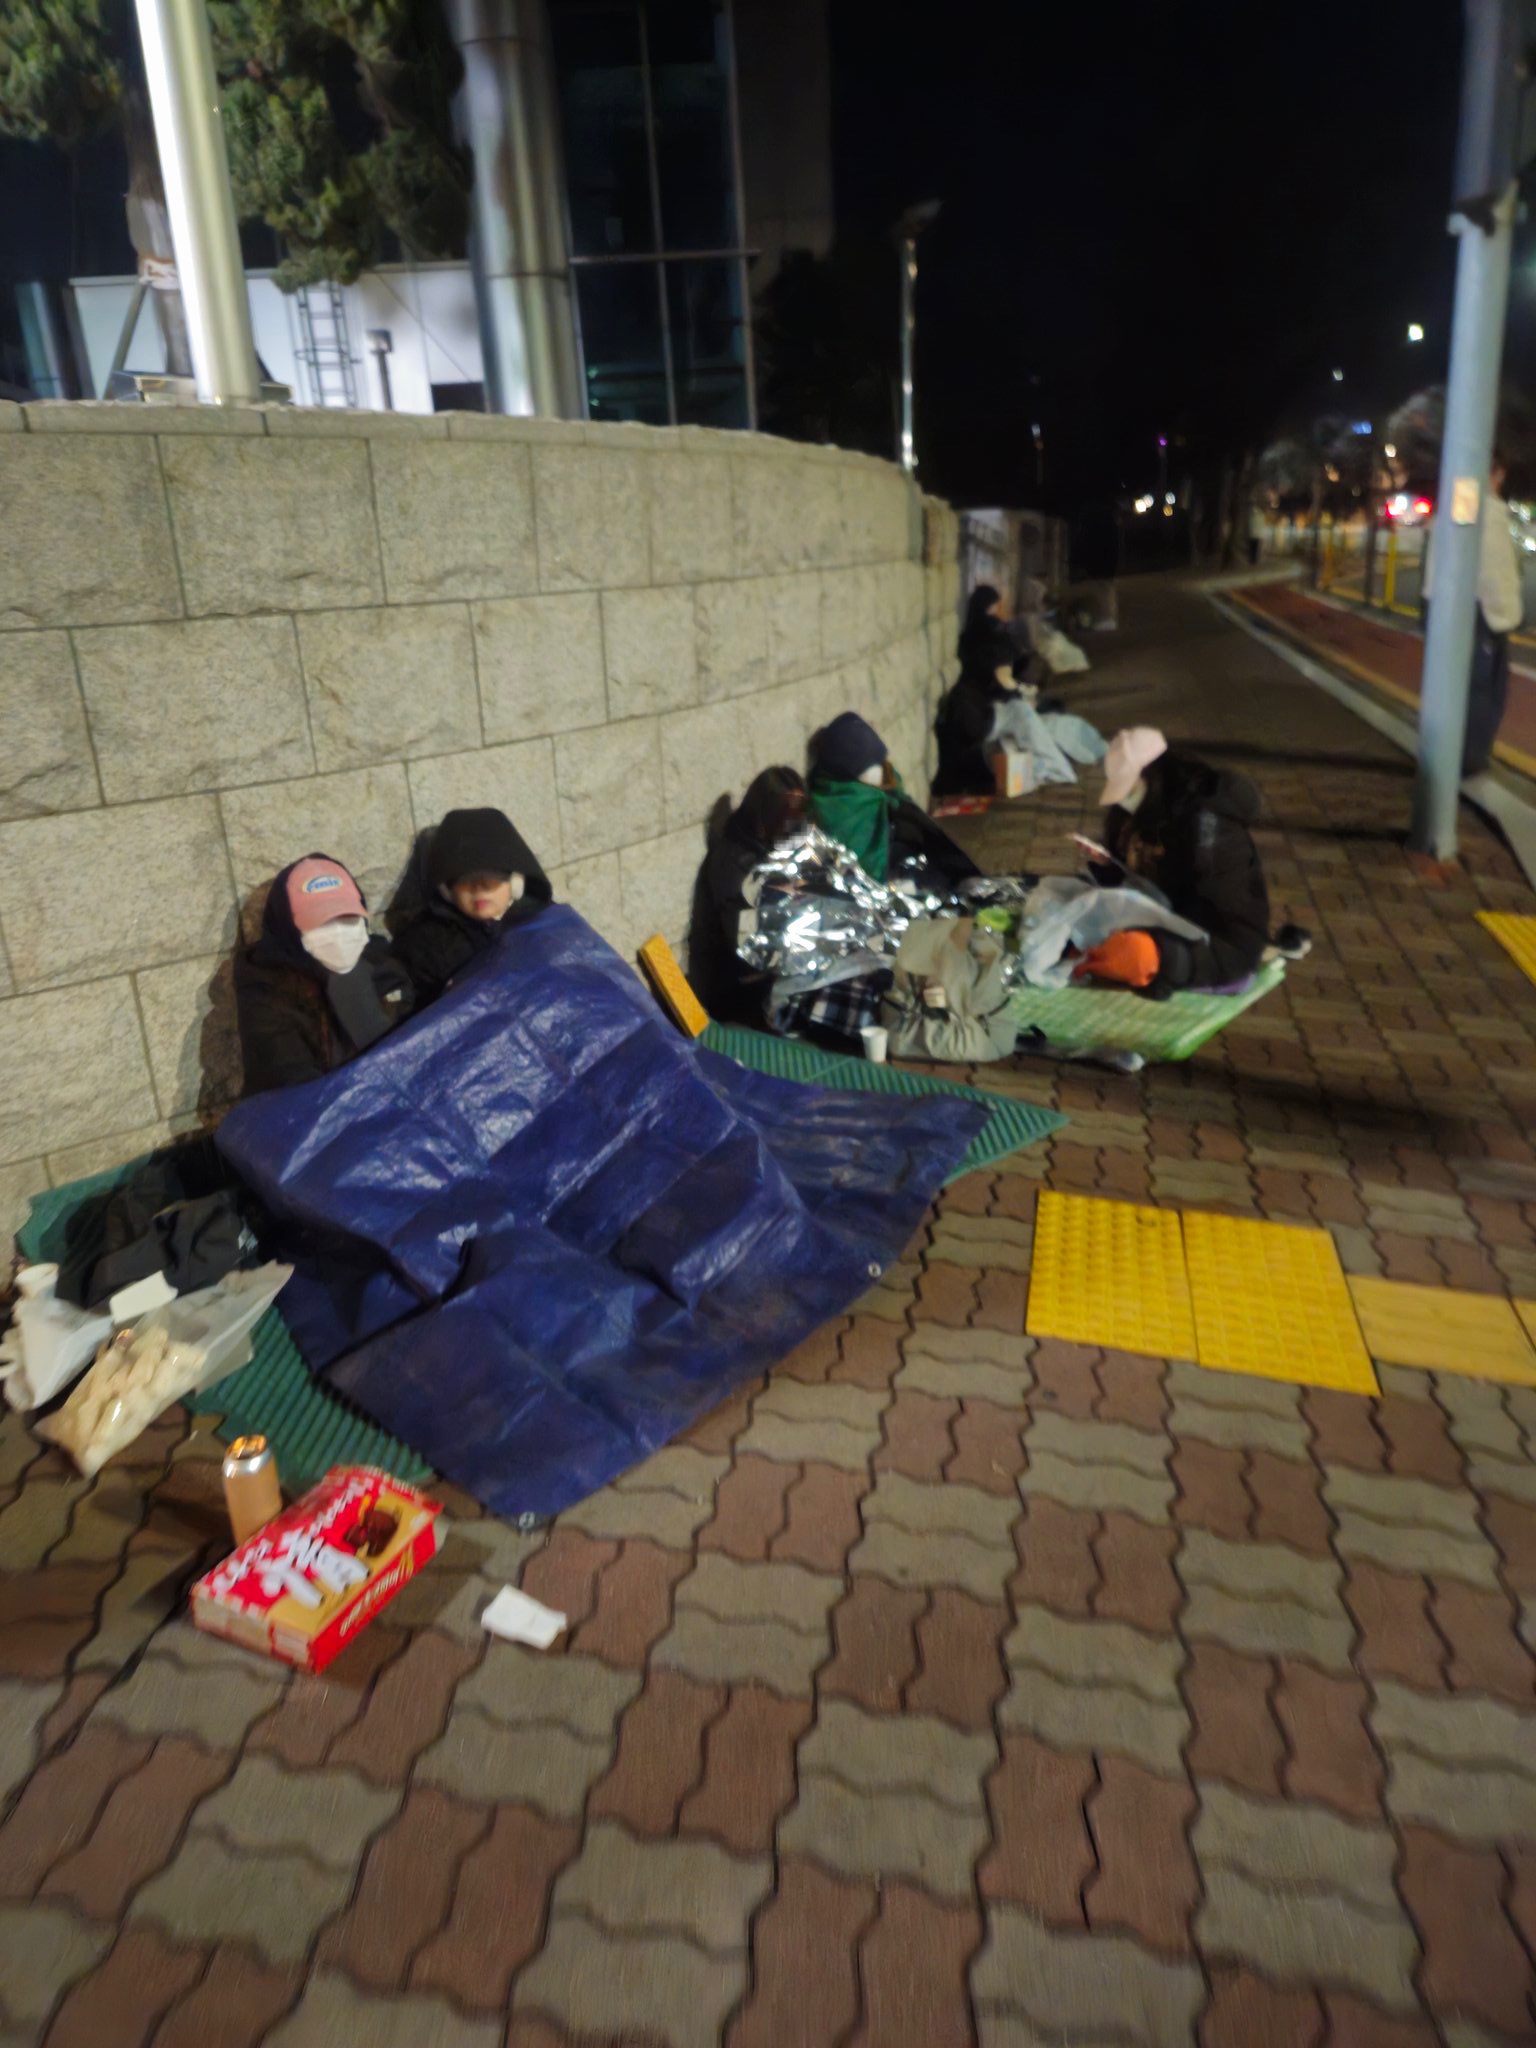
[222,1435,282,1545]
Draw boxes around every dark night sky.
[7,0,1527,516]
[829,0,1479,511]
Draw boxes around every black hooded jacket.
[1102,754,1270,992]
[393,810,554,1007]
[935,596,1021,796]
[688,769,803,1026]
[234,856,413,1097]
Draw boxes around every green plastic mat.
[699,1022,1065,1177]
[1007,958,1287,1063]
[15,1035,1062,1485]
[16,1171,433,1493]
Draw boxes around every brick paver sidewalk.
[3,580,1536,2047]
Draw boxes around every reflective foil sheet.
[737,829,961,995]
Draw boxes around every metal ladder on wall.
[294,285,359,408]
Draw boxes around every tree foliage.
[0,0,121,146]
[755,239,897,459]
[210,0,467,287]
[0,0,468,290]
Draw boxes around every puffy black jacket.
[934,613,1019,797]
[235,854,414,1096]
[890,794,983,890]
[393,821,554,1008]
[235,938,413,1096]
[393,885,552,1008]
[1103,754,1270,993]
[689,825,775,1027]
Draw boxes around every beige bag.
[881,917,1017,1063]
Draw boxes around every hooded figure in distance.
[235,854,413,1097]
[394,806,554,1008]
[935,585,1029,795]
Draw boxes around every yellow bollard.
[1384,528,1398,612]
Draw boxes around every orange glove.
[1074,929,1161,988]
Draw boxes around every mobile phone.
[1071,833,1115,865]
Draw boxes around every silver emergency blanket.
[738,828,959,999]
[1014,876,1207,989]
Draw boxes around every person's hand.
[1074,930,1160,988]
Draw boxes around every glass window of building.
[551,0,753,429]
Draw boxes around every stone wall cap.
[444,411,582,443]
[263,405,448,438]
[23,399,264,435]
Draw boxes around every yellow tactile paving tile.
[1476,910,1536,988]
[1027,1189,1197,1359]
[1182,1210,1379,1396]
[1511,1298,1536,1366]
[1349,1276,1536,1387]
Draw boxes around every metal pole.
[108,280,149,386]
[899,235,917,473]
[131,0,261,404]
[1410,184,1514,856]
[448,0,581,418]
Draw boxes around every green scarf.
[809,771,903,882]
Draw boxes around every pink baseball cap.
[286,856,366,932]
[1101,726,1168,808]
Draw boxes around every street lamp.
[1408,321,1426,342]
[892,200,941,475]
[1331,367,1345,381]
[367,328,394,411]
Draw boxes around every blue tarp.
[217,907,985,1516]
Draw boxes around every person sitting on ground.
[1075,727,1308,996]
[808,711,982,892]
[688,767,809,1026]
[934,586,1031,796]
[394,806,553,1008]
[235,855,413,1097]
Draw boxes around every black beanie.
[811,711,886,782]
[428,808,526,888]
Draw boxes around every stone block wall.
[0,401,960,1234]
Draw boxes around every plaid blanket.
[772,972,889,1046]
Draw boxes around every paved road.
[2,578,1535,2047]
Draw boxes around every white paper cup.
[861,1025,889,1064]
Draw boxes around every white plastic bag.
[38,1263,291,1478]
[1035,621,1090,675]
[0,1265,113,1413]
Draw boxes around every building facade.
[1,0,832,426]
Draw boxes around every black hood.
[427,808,553,900]
[1146,753,1262,830]
[250,852,363,977]
[421,808,553,931]
[957,615,1016,691]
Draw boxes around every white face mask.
[302,917,369,975]
[858,762,885,787]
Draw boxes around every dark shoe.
[1271,924,1312,961]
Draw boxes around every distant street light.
[1385,441,1398,458]
[1331,367,1345,381]
[1408,322,1425,342]
[891,199,941,475]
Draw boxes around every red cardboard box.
[189,1465,443,1672]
